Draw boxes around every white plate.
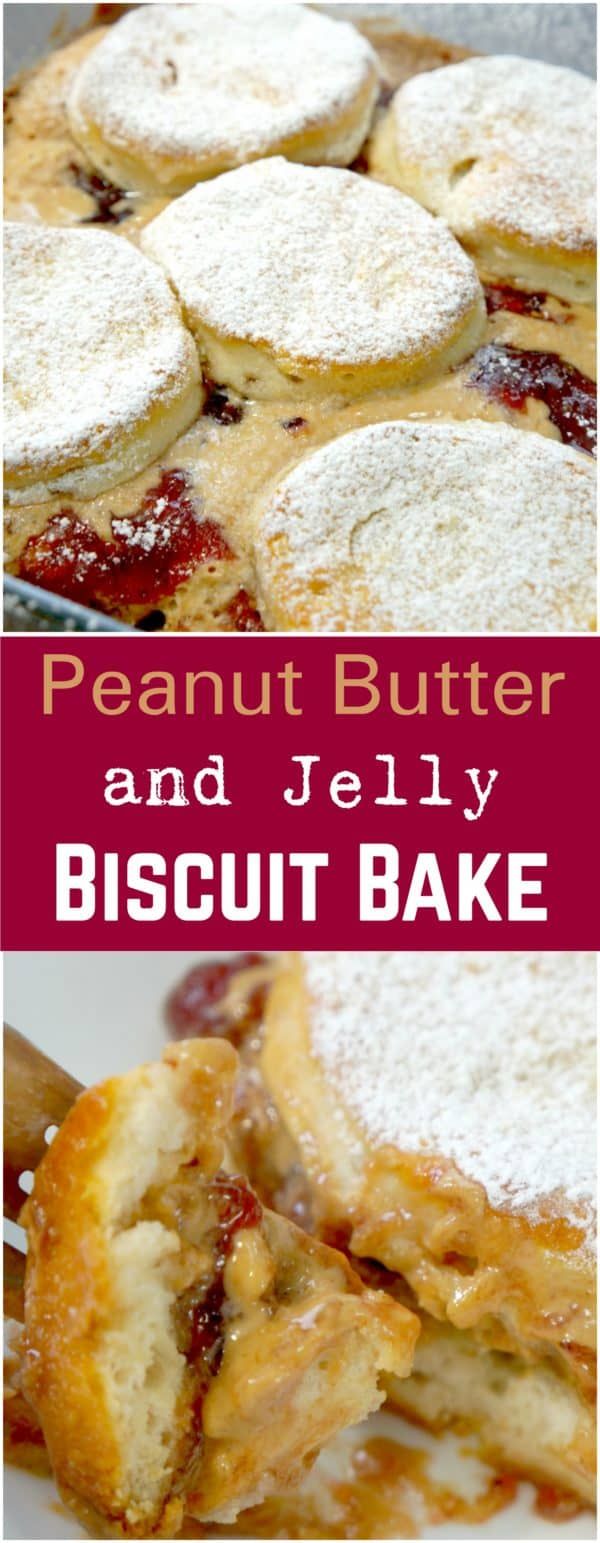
[3,952,596,1541]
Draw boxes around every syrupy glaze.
[180,1432,521,1539]
[4,1408,585,1542]
[4,1374,586,1541]
[3,23,596,630]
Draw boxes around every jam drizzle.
[166,953,268,1047]
[18,469,234,611]
[68,161,131,226]
[468,342,597,455]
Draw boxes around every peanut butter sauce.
[179,1428,521,1539]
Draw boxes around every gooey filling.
[141,1161,273,1454]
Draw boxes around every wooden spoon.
[3,1024,81,1223]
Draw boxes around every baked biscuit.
[252,419,596,632]
[370,56,596,304]
[22,1038,417,1537]
[262,951,596,1504]
[141,157,485,398]
[4,222,201,503]
[390,1307,596,1508]
[66,2,380,196]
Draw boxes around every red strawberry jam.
[18,469,234,611]
[468,342,596,455]
[185,1277,226,1370]
[484,282,554,319]
[226,588,264,632]
[166,953,268,1046]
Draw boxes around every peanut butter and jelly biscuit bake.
[21,1038,417,1536]
[3,2,596,632]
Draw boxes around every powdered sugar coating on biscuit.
[142,158,483,370]
[4,222,200,496]
[389,55,596,253]
[68,2,379,183]
[302,952,596,1237]
[254,420,595,632]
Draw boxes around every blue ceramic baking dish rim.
[3,574,132,632]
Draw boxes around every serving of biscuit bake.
[3,2,597,632]
[166,952,597,1516]
[4,950,596,1540]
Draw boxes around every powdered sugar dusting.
[391,55,596,251]
[303,952,596,1236]
[68,2,378,167]
[4,222,198,482]
[256,420,595,632]
[142,158,482,366]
